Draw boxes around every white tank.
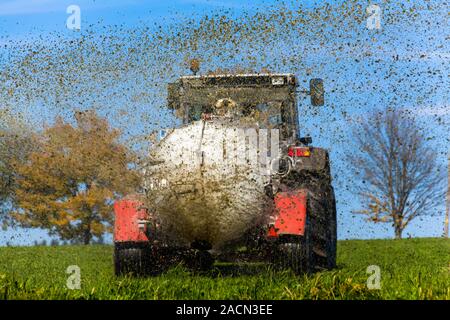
[143,118,274,249]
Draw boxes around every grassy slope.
[0,238,448,299]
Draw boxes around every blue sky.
[0,0,448,245]
[0,0,260,29]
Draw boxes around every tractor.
[113,72,337,275]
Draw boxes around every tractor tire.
[114,243,153,276]
[276,230,313,274]
[279,171,337,273]
[327,187,337,269]
[300,175,337,271]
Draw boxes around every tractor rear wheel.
[114,243,153,276]
[276,230,313,274]
[276,172,337,273]
[327,187,337,269]
[300,175,337,271]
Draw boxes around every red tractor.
[113,73,336,275]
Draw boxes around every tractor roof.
[177,73,297,87]
[168,73,298,113]
[180,73,295,79]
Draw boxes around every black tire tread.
[114,244,153,276]
[279,170,337,272]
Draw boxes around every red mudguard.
[267,190,307,237]
[114,198,150,242]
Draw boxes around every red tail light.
[288,147,311,157]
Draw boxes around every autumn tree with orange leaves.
[12,111,140,244]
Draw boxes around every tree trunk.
[394,224,403,239]
[83,223,92,245]
[82,206,92,245]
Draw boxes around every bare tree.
[351,108,445,239]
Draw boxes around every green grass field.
[0,238,449,300]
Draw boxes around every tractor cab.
[167,73,322,142]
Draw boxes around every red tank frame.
[114,199,149,243]
[113,190,308,243]
[267,190,307,238]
